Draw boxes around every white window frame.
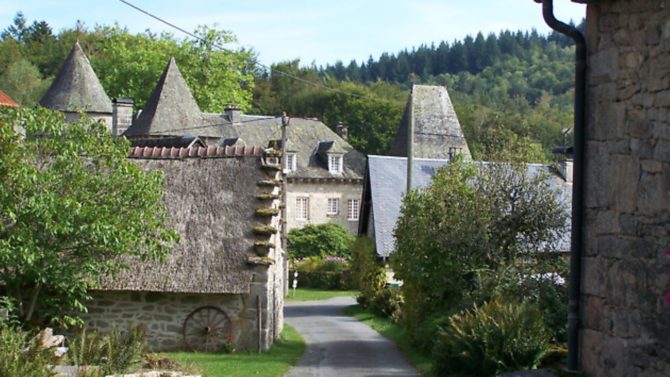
[327,198,339,215]
[296,197,309,220]
[328,154,343,174]
[347,199,360,221]
[284,152,297,172]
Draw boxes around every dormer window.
[328,154,343,174]
[284,152,297,173]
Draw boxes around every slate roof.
[361,156,572,258]
[121,57,364,180]
[124,58,204,137]
[0,90,19,107]
[389,85,471,160]
[362,155,450,258]
[39,42,112,114]
[219,116,365,180]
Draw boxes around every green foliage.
[291,270,354,290]
[251,60,406,155]
[67,326,147,375]
[0,323,55,377]
[391,158,567,349]
[433,298,550,377]
[349,238,389,312]
[287,223,354,259]
[0,107,178,326]
[0,13,254,112]
[0,58,49,105]
[292,256,354,290]
[90,25,256,112]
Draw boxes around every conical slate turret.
[39,42,112,114]
[124,57,202,137]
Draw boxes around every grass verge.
[285,288,358,302]
[162,324,305,377]
[342,304,433,376]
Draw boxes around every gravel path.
[284,296,419,377]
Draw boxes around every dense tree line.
[252,24,582,160]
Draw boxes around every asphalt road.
[284,296,420,377]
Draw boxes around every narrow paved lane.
[284,296,419,377]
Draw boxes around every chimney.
[559,159,573,183]
[225,105,241,124]
[336,123,348,140]
[112,98,134,136]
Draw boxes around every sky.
[1,1,586,67]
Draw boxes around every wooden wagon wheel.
[182,306,231,352]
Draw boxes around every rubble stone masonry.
[582,1,669,376]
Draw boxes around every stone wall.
[285,180,363,235]
[83,291,252,351]
[581,1,670,376]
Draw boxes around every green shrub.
[370,287,404,322]
[0,323,55,377]
[350,238,386,308]
[68,326,147,375]
[433,298,550,377]
[287,223,354,259]
[291,270,355,290]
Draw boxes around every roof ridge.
[128,145,264,159]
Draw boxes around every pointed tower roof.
[124,57,202,137]
[39,42,112,113]
[389,85,471,160]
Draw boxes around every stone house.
[122,57,366,236]
[38,44,286,352]
[575,0,669,376]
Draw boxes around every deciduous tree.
[0,107,178,327]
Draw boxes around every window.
[328,154,343,174]
[347,199,360,221]
[327,198,339,215]
[448,147,463,160]
[296,197,309,220]
[284,152,297,172]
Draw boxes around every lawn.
[162,324,305,377]
[285,288,358,302]
[342,305,434,376]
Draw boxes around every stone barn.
[82,145,286,352]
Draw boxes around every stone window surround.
[347,198,360,221]
[296,196,309,220]
[327,197,339,216]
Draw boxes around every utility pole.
[406,84,414,193]
[280,112,290,296]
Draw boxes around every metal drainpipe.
[534,0,586,371]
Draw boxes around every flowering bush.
[222,337,237,353]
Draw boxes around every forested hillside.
[253,24,583,160]
[0,12,581,161]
